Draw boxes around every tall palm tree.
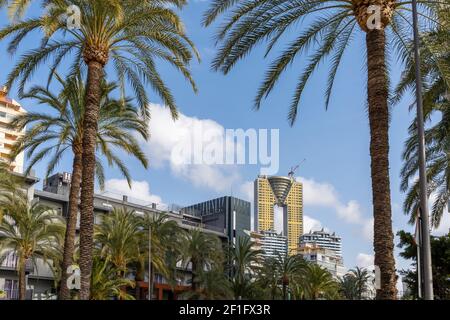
[0,0,198,299]
[397,18,450,228]
[0,193,65,300]
[203,0,442,299]
[181,229,224,292]
[274,253,306,300]
[8,74,149,299]
[95,209,143,278]
[298,264,339,300]
[228,236,263,299]
[348,266,372,299]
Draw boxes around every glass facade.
[182,196,251,244]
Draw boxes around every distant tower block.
[254,175,303,255]
[0,86,26,173]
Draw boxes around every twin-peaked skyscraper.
[254,175,303,255]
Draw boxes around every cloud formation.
[356,253,375,269]
[104,179,163,205]
[142,103,242,193]
[299,176,373,240]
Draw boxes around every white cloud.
[239,181,254,202]
[104,179,163,205]
[142,103,241,193]
[298,176,374,241]
[303,215,325,233]
[299,176,364,224]
[301,177,339,208]
[362,218,374,241]
[356,253,375,269]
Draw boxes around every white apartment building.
[299,229,343,258]
[0,86,25,173]
[247,230,288,259]
[296,243,347,278]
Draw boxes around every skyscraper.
[254,175,303,255]
[182,196,251,245]
[0,87,25,173]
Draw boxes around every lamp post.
[411,0,434,300]
[148,217,152,301]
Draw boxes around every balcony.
[0,254,34,273]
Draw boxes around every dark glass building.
[182,196,251,244]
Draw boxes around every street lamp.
[148,214,152,301]
[411,0,434,300]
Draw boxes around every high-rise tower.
[254,175,303,255]
[0,86,26,173]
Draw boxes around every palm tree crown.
[203,0,439,123]
[1,0,198,118]
[0,193,65,300]
[9,74,149,186]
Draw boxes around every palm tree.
[140,213,183,300]
[181,229,224,292]
[203,0,443,299]
[9,74,149,299]
[0,193,65,300]
[228,236,263,299]
[181,267,233,300]
[339,274,358,300]
[274,253,306,300]
[90,255,135,300]
[0,0,198,299]
[255,253,306,300]
[255,256,281,299]
[397,19,450,228]
[298,264,339,300]
[347,267,372,299]
[0,160,22,207]
[95,209,143,278]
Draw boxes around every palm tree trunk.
[59,149,82,300]
[79,60,104,300]
[18,256,26,300]
[366,29,397,300]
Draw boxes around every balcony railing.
[0,254,34,272]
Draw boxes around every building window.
[4,279,19,300]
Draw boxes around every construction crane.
[288,159,306,178]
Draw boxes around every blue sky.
[1,1,449,281]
